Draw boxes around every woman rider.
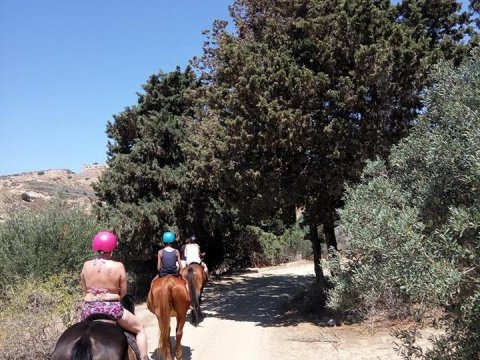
[80,231,149,360]
[184,235,209,280]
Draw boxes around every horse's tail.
[70,335,93,360]
[155,278,173,359]
[187,267,199,310]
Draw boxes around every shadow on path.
[202,272,315,327]
[151,343,192,360]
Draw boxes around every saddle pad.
[125,332,141,360]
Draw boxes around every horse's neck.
[121,295,136,313]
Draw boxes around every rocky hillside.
[0,164,106,219]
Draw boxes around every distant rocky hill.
[0,164,106,219]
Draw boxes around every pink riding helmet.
[92,231,118,253]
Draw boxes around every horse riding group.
[51,230,209,360]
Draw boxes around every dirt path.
[136,260,434,360]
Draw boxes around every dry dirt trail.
[136,260,433,360]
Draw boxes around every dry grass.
[0,275,81,360]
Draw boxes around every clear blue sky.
[0,0,232,176]
[0,1,471,176]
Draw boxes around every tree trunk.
[323,209,338,251]
[310,221,327,286]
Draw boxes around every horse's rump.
[52,320,129,360]
[180,263,207,327]
[147,275,189,360]
[148,276,187,315]
[182,263,207,284]
[52,295,139,360]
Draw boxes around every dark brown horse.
[147,275,190,360]
[181,263,208,326]
[51,295,139,360]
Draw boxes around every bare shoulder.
[81,260,91,271]
[113,260,126,271]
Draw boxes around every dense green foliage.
[189,0,476,282]
[94,67,200,259]
[246,224,311,266]
[95,65,306,273]
[327,53,480,358]
[0,196,102,293]
[2,1,480,358]
[91,1,479,286]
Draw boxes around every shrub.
[328,162,466,317]
[21,192,31,202]
[0,195,104,293]
[247,224,311,266]
[327,53,480,357]
[0,273,81,359]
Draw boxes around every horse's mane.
[121,294,135,314]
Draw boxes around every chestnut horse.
[147,275,190,360]
[51,295,139,360]
[180,263,207,326]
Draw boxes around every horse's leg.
[174,313,186,360]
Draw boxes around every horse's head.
[121,294,135,314]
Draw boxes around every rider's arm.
[80,263,87,294]
[157,250,162,271]
[118,262,128,298]
[176,250,183,271]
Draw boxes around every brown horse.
[181,263,208,326]
[51,295,139,360]
[147,275,190,360]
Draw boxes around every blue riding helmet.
[163,231,175,244]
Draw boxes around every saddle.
[85,314,141,360]
[188,261,202,266]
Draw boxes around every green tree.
[328,52,480,358]
[94,67,199,260]
[191,0,476,283]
